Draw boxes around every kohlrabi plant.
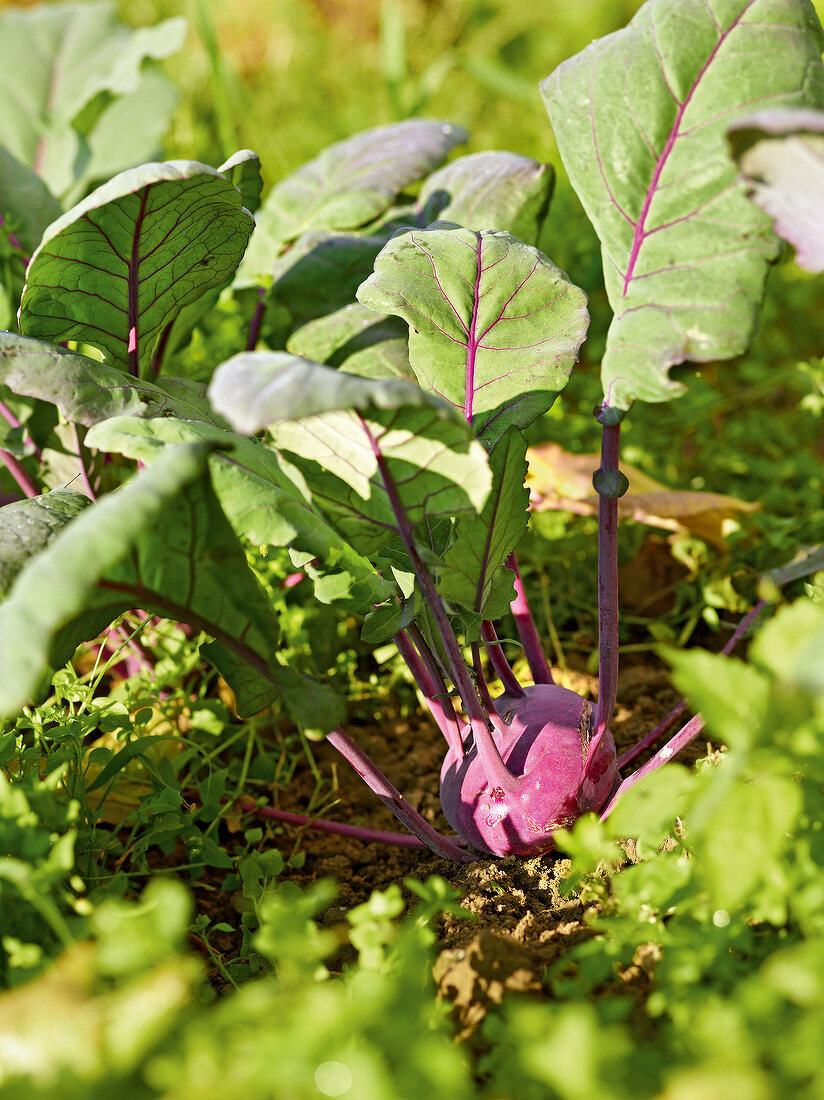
[1,0,823,862]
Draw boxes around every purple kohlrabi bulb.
[440,683,618,857]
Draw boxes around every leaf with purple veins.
[543,0,824,410]
[357,225,589,445]
[19,160,254,378]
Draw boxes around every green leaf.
[749,596,824,691]
[698,773,802,910]
[219,149,264,215]
[0,488,91,600]
[66,68,181,207]
[0,334,222,427]
[0,2,186,199]
[729,106,824,272]
[266,230,386,332]
[204,642,343,735]
[361,601,404,645]
[666,649,770,751]
[208,350,456,432]
[271,404,491,557]
[542,0,824,409]
[357,225,588,444]
[86,412,392,612]
[608,765,695,853]
[237,118,467,283]
[437,427,529,617]
[418,151,554,244]
[0,442,212,714]
[287,303,413,381]
[19,160,254,378]
[0,146,62,256]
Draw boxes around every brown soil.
[191,658,697,1027]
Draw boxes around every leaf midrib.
[620,0,758,298]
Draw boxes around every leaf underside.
[729,106,824,272]
[237,118,468,284]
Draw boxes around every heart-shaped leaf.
[542,0,824,409]
[729,107,824,272]
[357,225,589,444]
[19,160,255,378]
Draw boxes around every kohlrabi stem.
[506,552,554,685]
[324,727,474,862]
[600,714,705,819]
[0,447,39,498]
[235,801,438,848]
[480,621,525,697]
[247,288,266,350]
[589,406,628,764]
[73,424,97,502]
[617,701,687,769]
[617,599,768,769]
[471,641,496,714]
[361,416,518,794]
[395,628,464,756]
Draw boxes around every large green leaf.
[0,147,62,257]
[357,226,589,444]
[209,352,491,559]
[86,413,393,612]
[0,1,185,201]
[417,151,554,244]
[0,334,223,426]
[542,0,824,410]
[0,488,91,599]
[437,427,529,618]
[18,161,255,378]
[237,119,467,285]
[0,442,342,731]
[729,107,824,272]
